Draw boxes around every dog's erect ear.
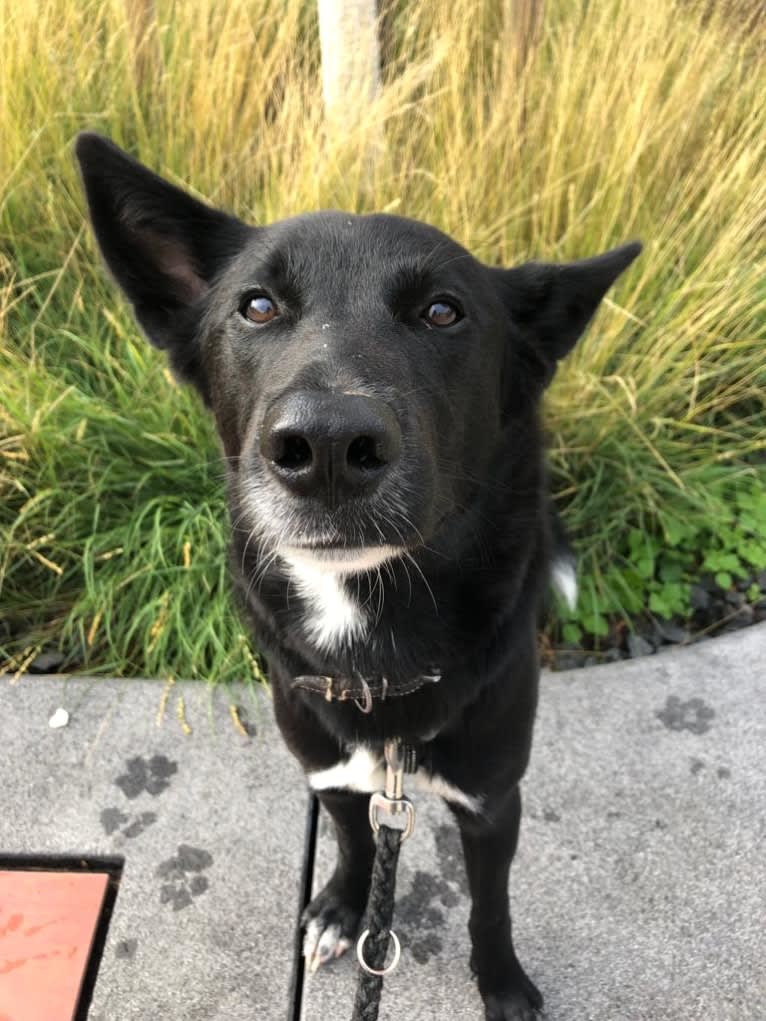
[492,241,642,392]
[75,133,249,361]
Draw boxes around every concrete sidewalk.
[1,624,765,1020]
[0,677,308,1021]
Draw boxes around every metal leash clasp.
[368,739,416,842]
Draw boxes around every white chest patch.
[308,745,483,815]
[283,556,367,653]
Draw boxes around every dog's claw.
[303,919,353,973]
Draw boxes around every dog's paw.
[301,883,364,973]
[483,969,543,1021]
[484,990,542,1021]
[473,942,544,1021]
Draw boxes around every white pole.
[317,0,382,130]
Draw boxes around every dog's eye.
[242,294,279,324]
[423,300,461,328]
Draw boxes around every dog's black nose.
[260,391,401,503]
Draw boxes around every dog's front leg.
[450,787,542,1021]
[302,788,375,971]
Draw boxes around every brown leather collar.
[291,669,441,713]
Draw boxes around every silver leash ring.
[356,928,401,977]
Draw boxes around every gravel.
[28,649,66,673]
[627,634,655,659]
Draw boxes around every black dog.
[76,133,640,1020]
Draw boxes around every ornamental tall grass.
[1,0,764,679]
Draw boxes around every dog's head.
[76,134,640,576]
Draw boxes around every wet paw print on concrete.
[100,807,157,839]
[397,869,460,964]
[156,845,213,911]
[689,758,731,779]
[115,938,138,960]
[656,696,715,734]
[115,755,178,799]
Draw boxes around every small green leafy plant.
[556,477,766,644]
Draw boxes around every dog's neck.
[240,532,540,687]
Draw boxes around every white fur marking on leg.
[552,556,578,610]
[303,920,353,972]
[317,925,343,960]
[303,918,323,961]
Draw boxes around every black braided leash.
[350,739,417,1021]
[351,825,403,1021]
[291,677,428,1021]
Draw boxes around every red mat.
[0,870,109,1021]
